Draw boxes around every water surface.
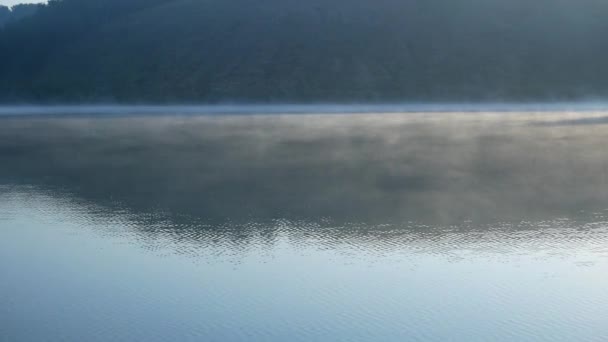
[1,111,608,341]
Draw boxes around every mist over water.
[2,103,608,116]
[1,111,608,341]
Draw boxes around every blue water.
[1,111,608,341]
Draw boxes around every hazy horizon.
[2,102,608,113]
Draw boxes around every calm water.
[1,111,608,341]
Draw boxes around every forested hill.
[0,4,39,27]
[2,0,608,103]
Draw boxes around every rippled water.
[1,111,608,341]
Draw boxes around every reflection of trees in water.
[1,113,607,229]
[4,184,608,261]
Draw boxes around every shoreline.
[2,102,608,116]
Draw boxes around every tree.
[2,0,608,103]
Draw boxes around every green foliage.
[2,0,608,103]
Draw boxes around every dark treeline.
[1,0,608,103]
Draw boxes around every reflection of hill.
[4,184,608,260]
[1,113,608,228]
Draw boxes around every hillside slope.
[0,4,39,27]
[2,0,608,103]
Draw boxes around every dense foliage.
[1,0,608,103]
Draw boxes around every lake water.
[1,110,608,341]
